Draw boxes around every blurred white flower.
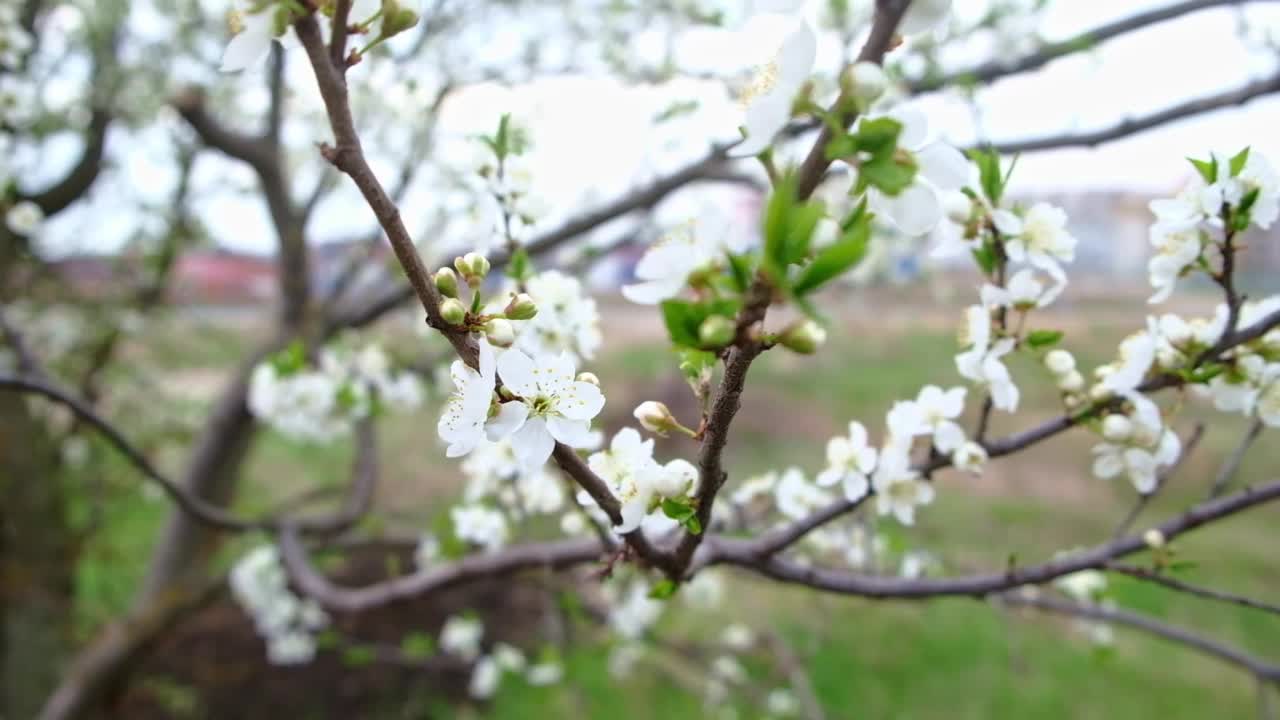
[5,200,43,235]
[730,20,816,158]
[451,504,510,552]
[815,421,878,501]
[440,615,484,660]
[866,106,970,236]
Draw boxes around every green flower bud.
[780,321,827,355]
[698,315,736,348]
[440,297,467,326]
[380,2,419,38]
[634,401,678,436]
[434,267,460,298]
[504,292,538,320]
[455,252,491,286]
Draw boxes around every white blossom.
[911,385,968,453]
[1146,218,1202,303]
[815,421,878,501]
[730,20,816,158]
[441,615,484,661]
[955,305,1020,412]
[866,106,970,236]
[952,441,987,474]
[451,504,510,552]
[774,467,832,521]
[220,4,278,73]
[438,339,501,458]
[469,656,501,699]
[4,200,43,236]
[981,268,1060,310]
[607,581,665,640]
[871,442,932,525]
[622,216,747,305]
[230,545,329,666]
[496,348,605,471]
[994,202,1077,287]
[589,427,696,533]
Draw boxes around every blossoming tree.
[4,0,1280,717]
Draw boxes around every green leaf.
[967,148,1004,205]
[342,645,377,667]
[858,152,916,196]
[1026,329,1064,349]
[971,244,998,275]
[648,579,679,600]
[1188,156,1217,184]
[792,214,871,295]
[1232,186,1261,231]
[661,497,695,521]
[683,515,703,535]
[852,116,901,155]
[726,252,754,292]
[1229,146,1250,177]
[677,349,716,383]
[761,174,827,279]
[507,246,531,281]
[270,340,308,375]
[660,300,703,348]
[399,631,436,660]
[783,201,826,264]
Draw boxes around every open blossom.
[230,546,329,665]
[981,268,1060,310]
[220,3,278,73]
[1100,324,1157,394]
[955,305,1019,412]
[953,441,987,474]
[588,428,696,532]
[4,200,42,235]
[774,467,832,521]
[994,202,1077,286]
[912,385,968,453]
[451,504,510,552]
[621,216,747,305]
[1146,219,1202,303]
[866,106,970,236]
[1091,392,1179,494]
[441,615,484,660]
[871,441,932,525]
[438,339,503,458]
[730,20,816,158]
[815,421,877,501]
[496,349,605,471]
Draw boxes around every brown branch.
[986,71,1280,155]
[910,0,1274,95]
[1107,564,1280,616]
[795,0,913,199]
[1001,593,1280,682]
[277,529,605,613]
[19,110,111,215]
[0,374,378,536]
[1209,418,1265,498]
[330,0,354,67]
[710,477,1280,598]
[1113,423,1205,539]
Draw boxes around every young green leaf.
[1188,156,1217,184]
[1026,329,1064,349]
[792,214,871,295]
[1229,146,1250,177]
[648,579,679,600]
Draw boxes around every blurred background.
[2,0,1280,718]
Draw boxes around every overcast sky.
[34,0,1280,256]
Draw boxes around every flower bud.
[779,321,826,355]
[484,318,515,347]
[576,372,600,386]
[380,0,419,37]
[952,441,988,474]
[698,315,736,348]
[455,252,491,286]
[440,297,467,326]
[1143,528,1166,549]
[848,61,887,105]
[1057,370,1085,393]
[434,267,460,298]
[1044,349,1075,376]
[634,401,678,436]
[504,292,538,320]
[1089,383,1113,403]
[1101,414,1133,442]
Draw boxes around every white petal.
[775,21,817,89]
[883,183,942,237]
[843,473,869,502]
[621,278,684,305]
[916,142,971,191]
[486,401,528,441]
[888,106,929,150]
[547,416,595,448]
[477,338,496,381]
[496,348,539,397]
[557,381,605,420]
[992,210,1023,236]
[815,467,842,488]
[731,92,791,158]
[1092,449,1124,479]
[933,421,966,454]
[616,497,648,534]
[511,418,555,471]
[220,24,274,73]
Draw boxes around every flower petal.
[917,142,971,191]
[496,348,539,397]
[883,183,942,236]
[486,401,528,441]
[511,418,555,471]
[557,380,605,420]
[220,24,274,73]
[547,415,595,448]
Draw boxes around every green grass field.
[67,295,1280,718]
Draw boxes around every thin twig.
[1107,563,1280,617]
[1113,423,1205,539]
[1210,418,1265,498]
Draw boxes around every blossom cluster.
[437,615,565,700]
[229,545,330,665]
[248,343,422,442]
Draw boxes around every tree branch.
[1001,593,1280,682]
[1209,418,1265,498]
[1107,564,1280,617]
[1113,423,1205,538]
[986,71,1280,155]
[910,0,1275,95]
